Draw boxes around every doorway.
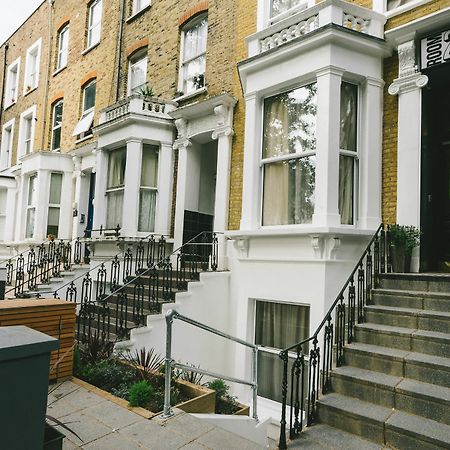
[421,63,450,272]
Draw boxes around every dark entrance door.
[421,64,450,271]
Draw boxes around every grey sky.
[0,0,44,45]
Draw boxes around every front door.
[421,63,450,271]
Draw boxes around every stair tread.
[332,366,402,388]
[357,322,450,341]
[397,378,450,404]
[373,288,450,299]
[366,304,450,319]
[387,410,450,445]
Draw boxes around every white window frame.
[128,52,148,95]
[51,100,64,152]
[25,173,37,239]
[56,25,70,71]
[178,14,208,95]
[23,38,42,94]
[132,0,151,15]
[0,119,15,170]
[0,188,7,241]
[138,145,159,232]
[73,80,96,138]
[106,147,126,229]
[4,57,20,108]
[46,172,63,238]
[18,105,37,159]
[87,0,103,49]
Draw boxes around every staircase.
[300,273,450,449]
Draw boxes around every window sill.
[75,134,94,145]
[82,41,100,56]
[173,86,207,102]
[23,86,38,97]
[385,0,433,18]
[3,101,16,111]
[53,65,67,77]
[126,4,151,23]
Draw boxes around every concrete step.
[378,273,450,293]
[365,304,450,333]
[372,288,450,312]
[317,393,450,449]
[355,322,450,357]
[331,366,450,424]
[343,343,450,388]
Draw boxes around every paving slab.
[197,427,265,450]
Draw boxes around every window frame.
[132,0,151,15]
[1,119,15,170]
[128,51,148,96]
[338,80,360,226]
[46,172,63,237]
[73,80,96,139]
[260,81,318,227]
[106,147,126,229]
[138,144,159,232]
[5,58,20,108]
[178,14,208,95]
[56,24,70,71]
[51,100,64,152]
[87,0,103,49]
[25,174,37,239]
[24,38,42,94]
[19,105,37,158]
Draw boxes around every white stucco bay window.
[262,83,317,226]
[106,147,126,229]
[179,16,208,95]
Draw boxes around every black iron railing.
[51,231,218,344]
[278,224,390,449]
[4,238,86,298]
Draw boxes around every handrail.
[163,310,258,421]
[277,224,389,449]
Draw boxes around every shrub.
[179,363,204,385]
[123,348,164,381]
[389,225,421,252]
[206,379,239,414]
[129,381,154,407]
[78,359,136,391]
[78,332,115,364]
[206,379,229,399]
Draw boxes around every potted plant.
[137,83,154,99]
[388,224,421,272]
[192,74,205,90]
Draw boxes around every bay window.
[255,300,309,402]
[139,145,158,232]
[179,15,208,95]
[87,0,102,48]
[128,52,148,95]
[262,83,317,226]
[25,174,37,239]
[47,173,63,237]
[339,82,358,225]
[51,101,63,151]
[106,147,126,229]
[56,25,69,70]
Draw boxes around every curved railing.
[278,224,390,449]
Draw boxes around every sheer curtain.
[339,82,357,225]
[139,145,158,232]
[255,301,309,402]
[106,148,126,229]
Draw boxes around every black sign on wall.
[421,29,450,70]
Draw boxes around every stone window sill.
[173,86,207,102]
[126,4,151,23]
[82,41,100,56]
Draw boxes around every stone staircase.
[298,273,450,449]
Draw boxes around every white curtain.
[255,301,310,402]
[106,190,123,229]
[271,0,304,17]
[107,148,126,189]
[138,189,157,232]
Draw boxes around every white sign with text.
[421,30,450,70]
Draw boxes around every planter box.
[43,423,64,450]
[72,375,215,417]
[234,402,250,416]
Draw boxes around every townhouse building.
[0,0,449,447]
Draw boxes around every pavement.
[47,380,266,450]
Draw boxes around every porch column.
[240,92,261,230]
[122,138,143,237]
[155,142,173,237]
[389,40,428,271]
[34,170,50,240]
[312,66,344,227]
[92,148,108,236]
[359,77,384,229]
[212,122,234,269]
[173,126,191,251]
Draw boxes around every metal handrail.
[163,310,258,421]
[277,223,389,449]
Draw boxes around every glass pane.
[107,147,126,188]
[138,189,157,232]
[53,102,63,128]
[263,83,317,158]
[27,175,36,206]
[49,173,63,204]
[47,207,60,237]
[130,57,147,92]
[271,0,304,17]
[183,55,206,93]
[141,145,158,187]
[26,208,35,238]
[340,82,358,152]
[183,18,207,61]
[263,157,315,225]
[52,127,61,151]
[90,0,102,27]
[339,155,354,225]
[83,81,96,112]
[387,0,415,10]
[0,190,6,215]
[106,190,124,229]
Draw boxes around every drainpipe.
[40,0,54,151]
[0,43,9,126]
[115,0,126,102]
